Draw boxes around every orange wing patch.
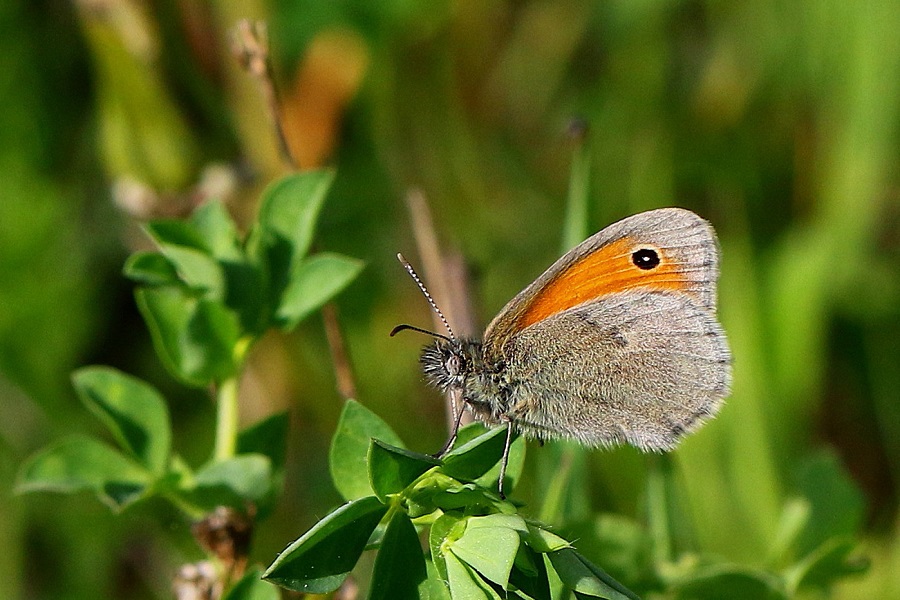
[516,237,693,329]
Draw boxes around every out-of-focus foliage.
[0,0,897,598]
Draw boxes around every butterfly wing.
[497,289,730,449]
[481,208,731,449]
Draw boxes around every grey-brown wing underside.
[500,290,732,450]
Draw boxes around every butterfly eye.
[446,354,463,376]
[631,248,660,270]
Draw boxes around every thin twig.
[322,303,358,400]
[232,19,359,401]
[231,20,297,169]
[405,189,476,430]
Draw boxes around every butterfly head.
[420,338,483,393]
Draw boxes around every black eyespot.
[632,248,660,270]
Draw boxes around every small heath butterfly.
[395,208,732,495]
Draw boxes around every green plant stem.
[213,377,240,461]
[561,126,590,253]
[646,454,673,565]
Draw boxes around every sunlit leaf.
[72,366,171,475]
[136,287,241,386]
[367,439,440,501]
[123,252,181,286]
[15,435,151,511]
[329,399,404,501]
[263,496,387,593]
[275,252,363,330]
[368,510,427,599]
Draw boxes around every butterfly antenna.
[389,323,451,341]
[397,253,455,339]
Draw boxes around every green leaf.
[791,450,865,557]
[191,201,243,261]
[15,435,151,511]
[423,559,454,600]
[249,169,335,304]
[162,246,226,297]
[442,425,518,484]
[136,287,241,386]
[329,400,405,501]
[447,423,526,493]
[445,551,504,600]
[547,548,639,600]
[785,536,869,594]
[190,454,273,509]
[430,512,465,584]
[367,439,441,502]
[220,258,267,334]
[368,510,428,599]
[509,545,552,600]
[238,413,289,471]
[672,564,786,600]
[224,568,280,600]
[431,483,507,513]
[145,220,225,296]
[275,252,363,330]
[525,524,571,553]
[123,252,181,286]
[264,496,388,593]
[449,515,526,589]
[72,366,171,475]
[145,220,210,252]
[559,514,654,592]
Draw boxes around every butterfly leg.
[434,391,465,457]
[497,419,514,499]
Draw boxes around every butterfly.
[394,208,732,497]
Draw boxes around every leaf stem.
[214,377,240,461]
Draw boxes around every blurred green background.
[1,0,898,598]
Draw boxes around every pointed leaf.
[145,220,225,296]
[329,400,404,501]
[430,512,466,584]
[72,366,171,474]
[525,524,571,553]
[191,200,243,261]
[449,515,524,589]
[136,287,241,386]
[445,551,503,600]
[145,220,210,251]
[547,549,640,600]
[368,439,440,501]
[264,496,387,593]
[368,510,427,599]
[123,252,181,286]
[15,435,151,511]
[423,559,453,600]
[509,545,552,599]
[442,425,516,482]
[275,252,363,330]
[786,537,868,594]
[249,169,335,304]
[190,454,273,509]
[559,514,653,592]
